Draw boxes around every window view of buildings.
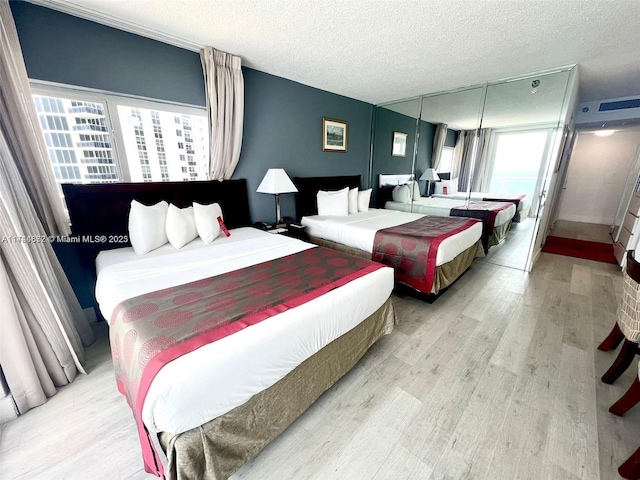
[33,93,209,198]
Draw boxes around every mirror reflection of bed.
[371,67,577,271]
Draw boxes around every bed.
[294,175,484,297]
[385,195,516,252]
[63,180,395,480]
[431,192,532,222]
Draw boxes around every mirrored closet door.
[370,98,421,210]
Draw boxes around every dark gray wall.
[445,129,458,147]
[11,1,374,307]
[235,68,372,223]
[11,1,206,106]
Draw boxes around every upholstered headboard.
[62,179,251,269]
[293,175,361,220]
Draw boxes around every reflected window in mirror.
[437,146,454,174]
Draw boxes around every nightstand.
[267,224,309,241]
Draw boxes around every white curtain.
[0,1,95,416]
[471,129,493,191]
[200,46,244,180]
[456,131,477,192]
[431,123,448,171]
[0,0,69,236]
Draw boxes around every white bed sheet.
[300,209,482,266]
[95,227,394,435]
[385,197,516,227]
[431,192,532,211]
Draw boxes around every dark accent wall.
[445,129,458,147]
[11,1,374,308]
[234,68,372,223]
[11,1,206,106]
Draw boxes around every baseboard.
[556,214,614,226]
[0,395,17,424]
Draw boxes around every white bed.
[300,208,483,266]
[385,196,516,227]
[432,192,532,215]
[95,227,394,435]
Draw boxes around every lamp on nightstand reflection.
[256,168,298,227]
[419,168,440,197]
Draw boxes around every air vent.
[599,98,640,112]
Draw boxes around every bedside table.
[266,224,309,241]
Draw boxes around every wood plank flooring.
[1,250,639,479]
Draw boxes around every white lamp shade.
[256,168,298,194]
[419,168,440,182]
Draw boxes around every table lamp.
[256,168,298,227]
[419,168,440,197]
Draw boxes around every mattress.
[432,192,532,211]
[95,227,394,435]
[385,197,516,227]
[300,208,482,266]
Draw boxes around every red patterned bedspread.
[372,216,480,294]
[109,247,384,477]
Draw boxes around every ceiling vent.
[576,95,640,125]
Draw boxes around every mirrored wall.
[370,66,578,271]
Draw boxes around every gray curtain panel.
[456,130,477,193]
[0,0,70,236]
[0,1,95,416]
[201,46,245,180]
[470,129,493,192]
[431,123,448,171]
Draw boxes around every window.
[32,86,209,200]
[437,147,454,174]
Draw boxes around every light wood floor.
[485,216,536,270]
[1,253,639,480]
[551,220,614,244]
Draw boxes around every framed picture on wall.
[322,117,349,152]
[392,132,408,157]
[322,117,348,152]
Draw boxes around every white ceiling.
[37,0,640,105]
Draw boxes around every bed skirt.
[308,236,483,294]
[158,297,396,480]
[513,206,531,223]
[489,220,512,249]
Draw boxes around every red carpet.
[542,236,617,264]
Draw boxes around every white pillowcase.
[317,187,349,216]
[358,189,372,212]
[166,204,198,249]
[434,179,459,195]
[348,187,358,214]
[193,202,223,243]
[392,184,412,204]
[408,180,422,200]
[128,200,169,255]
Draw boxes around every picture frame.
[392,131,408,157]
[322,117,348,152]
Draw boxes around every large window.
[32,85,209,202]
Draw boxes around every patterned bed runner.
[109,247,384,478]
[482,194,525,209]
[372,216,480,294]
[450,200,514,252]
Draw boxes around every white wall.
[558,127,640,225]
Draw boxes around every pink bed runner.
[109,247,384,478]
[372,216,480,294]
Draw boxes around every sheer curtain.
[431,123,448,171]
[471,129,493,191]
[456,130,477,193]
[0,0,69,236]
[200,46,244,180]
[0,0,95,416]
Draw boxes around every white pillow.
[358,189,372,212]
[392,184,411,204]
[409,180,422,200]
[317,187,349,216]
[128,200,169,255]
[193,202,223,243]
[348,187,358,214]
[166,204,198,249]
[434,179,459,195]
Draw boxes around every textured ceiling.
[39,0,640,105]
